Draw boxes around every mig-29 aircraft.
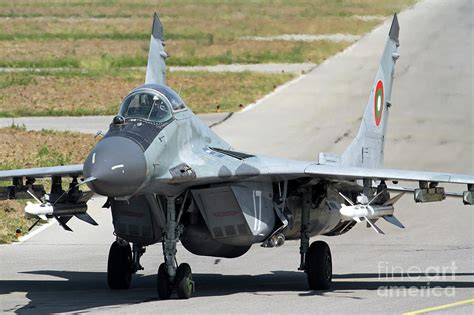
[1,13,473,300]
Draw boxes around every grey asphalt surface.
[0,112,231,134]
[0,63,316,74]
[1,0,473,314]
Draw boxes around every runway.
[1,0,473,313]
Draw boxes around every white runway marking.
[13,220,56,244]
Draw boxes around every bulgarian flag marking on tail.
[374,80,384,126]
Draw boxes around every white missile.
[340,204,394,220]
[338,191,405,234]
[25,201,53,220]
[24,189,97,231]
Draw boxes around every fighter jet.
[1,13,473,299]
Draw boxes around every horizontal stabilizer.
[365,217,385,234]
[75,212,98,226]
[383,215,405,229]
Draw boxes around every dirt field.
[0,126,97,243]
[0,126,97,169]
[0,1,416,116]
[0,71,294,116]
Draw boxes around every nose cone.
[84,137,147,197]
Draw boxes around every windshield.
[119,91,172,122]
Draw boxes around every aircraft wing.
[165,152,474,187]
[178,154,473,204]
[304,164,474,185]
[0,164,83,181]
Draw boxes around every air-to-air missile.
[338,191,405,234]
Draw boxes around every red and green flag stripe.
[374,80,384,126]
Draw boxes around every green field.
[0,0,416,116]
[0,0,415,68]
[0,126,97,243]
[0,70,294,116]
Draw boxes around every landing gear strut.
[157,196,194,300]
[299,189,333,290]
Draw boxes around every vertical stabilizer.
[341,14,400,168]
[145,13,167,85]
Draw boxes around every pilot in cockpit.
[120,91,172,122]
[149,95,171,121]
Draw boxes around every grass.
[0,199,39,244]
[0,40,350,69]
[0,126,97,170]
[0,71,294,116]
[0,1,416,69]
[0,1,416,21]
[0,126,97,243]
[0,1,417,117]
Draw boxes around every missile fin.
[339,192,355,206]
[365,217,385,234]
[368,190,387,205]
[27,188,44,204]
[383,192,405,206]
[77,191,94,204]
[74,212,98,226]
[366,218,379,228]
[55,215,73,232]
[383,215,405,229]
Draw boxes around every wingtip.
[389,13,400,42]
[151,12,164,40]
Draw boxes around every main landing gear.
[157,195,194,300]
[298,189,333,290]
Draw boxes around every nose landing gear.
[157,195,194,300]
[107,239,146,290]
[107,240,132,289]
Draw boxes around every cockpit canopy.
[118,84,187,122]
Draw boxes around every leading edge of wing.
[0,164,83,181]
[305,164,474,185]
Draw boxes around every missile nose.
[83,136,147,197]
[339,206,351,217]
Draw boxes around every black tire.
[107,241,132,289]
[157,263,172,300]
[176,263,193,299]
[306,241,332,290]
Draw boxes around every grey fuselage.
[83,83,351,258]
